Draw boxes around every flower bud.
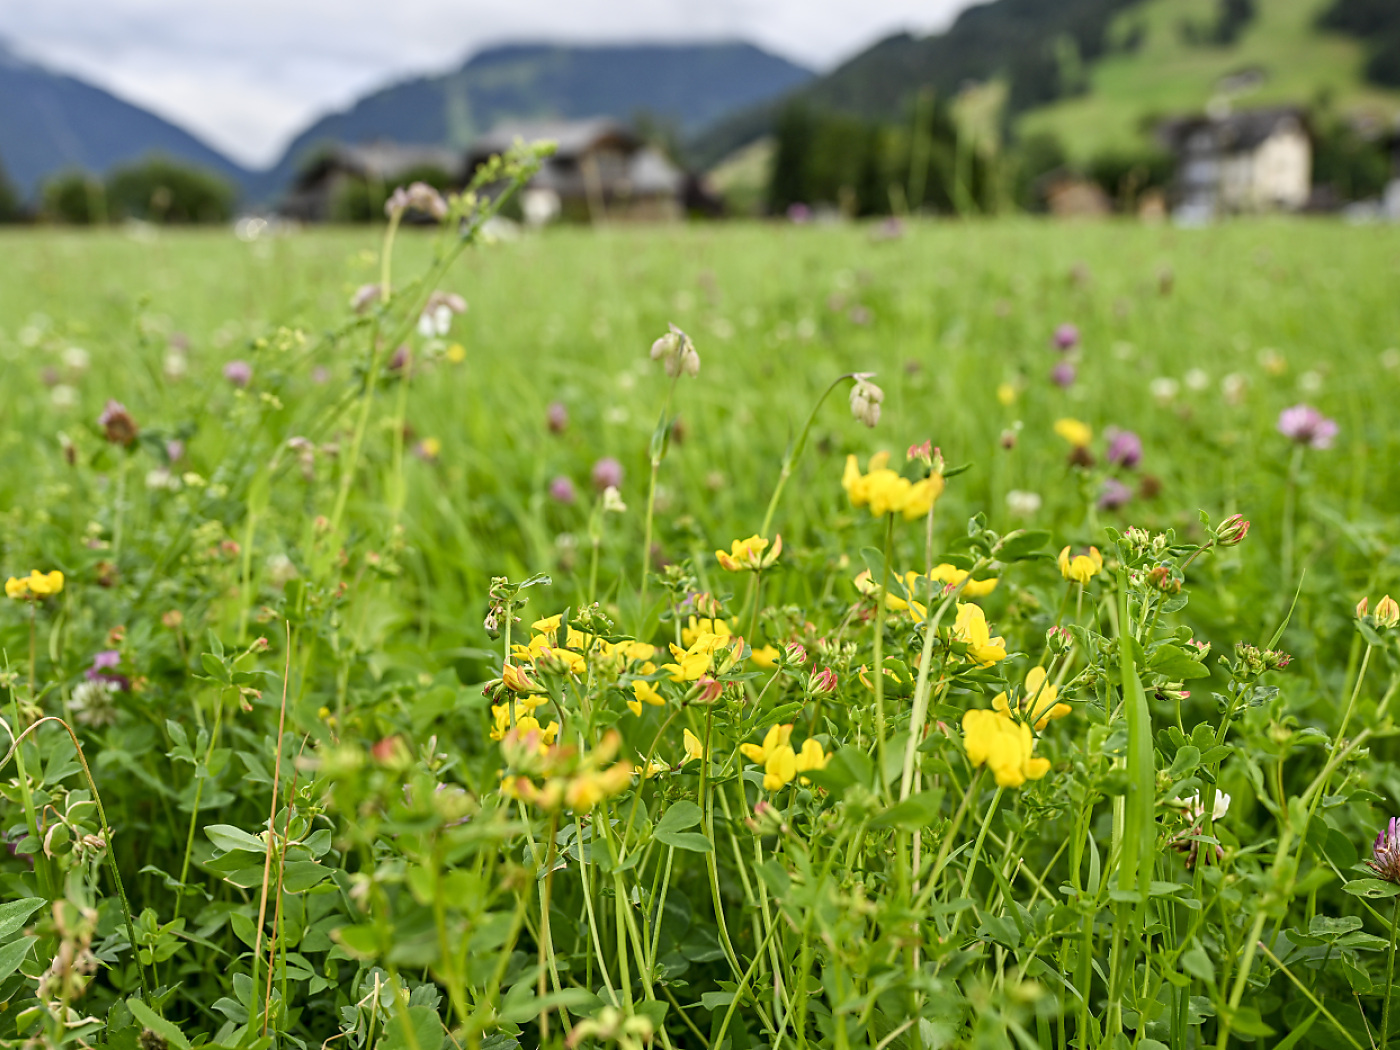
[1215,514,1251,548]
[807,667,838,697]
[693,677,724,704]
[650,323,699,378]
[1046,626,1072,655]
[849,375,883,428]
[784,642,807,666]
[1358,596,1370,619]
[1378,595,1400,629]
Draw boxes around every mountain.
[690,0,1400,168]
[253,41,814,202]
[0,38,250,199]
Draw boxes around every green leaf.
[204,824,266,854]
[653,831,713,853]
[1180,946,1215,984]
[0,898,45,941]
[654,801,702,835]
[1343,878,1400,899]
[872,791,945,829]
[0,936,35,983]
[380,1004,441,1050]
[997,530,1051,561]
[1148,645,1212,681]
[126,999,191,1050]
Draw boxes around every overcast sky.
[0,0,977,169]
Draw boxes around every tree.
[0,158,21,222]
[105,156,235,224]
[767,103,815,214]
[41,171,106,224]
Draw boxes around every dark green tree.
[767,103,815,213]
[0,158,21,222]
[105,156,235,223]
[41,171,106,224]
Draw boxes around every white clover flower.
[50,385,78,409]
[1006,490,1042,517]
[1183,791,1230,823]
[1221,373,1248,406]
[602,486,627,514]
[1297,370,1323,394]
[849,374,883,428]
[1184,368,1209,391]
[70,680,119,728]
[145,468,181,492]
[164,350,188,381]
[63,346,91,372]
[1150,377,1179,404]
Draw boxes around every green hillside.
[1019,0,1400,160]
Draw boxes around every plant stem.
[872,514,895,797]
[1384,895,1400,1049]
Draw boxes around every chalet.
[280,143,462,222]
[466,118,684,223]
[1158,105,1311,216]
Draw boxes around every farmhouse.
[466,118,685,223]
[281,143,462,222]
[1158,105,1311,216]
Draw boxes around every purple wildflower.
[1051,361,1077,388]
[547,401,569,434]
[1369,817,1400,883]
[549,476,577,505]
[787,203,812,224]
[1098,478,1133,511]
[1052,323,1080,351]
[85,650,129,691]
[591,457,624,493]
[1277,404,1338,449]
[223,360,252,387]
[1105,428,1143,469]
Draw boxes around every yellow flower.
[961,709,1051,788]
[739,724,793,765]
[1054,418,1092,449]
[627,678,666,716]
[928,564,998,599]
[763,746,797,791]
[531,614,563,636]
[952,603,1007,667]
[682,617,731,648]
[419,437,442,459]
[750,645,780,670]
[5,577,29,600]
[992,666,1072,731]
[501,663,541,693]
[7,570,63,600]
[445,343,466,364]
[842,453,944,521]
[1058,546,1103,584]
[997,382,1017,407]
[682,728,706,765]
[565,762,632,811]
[793,738,830,784]
[663,640,712,682]
[716,534,782,572]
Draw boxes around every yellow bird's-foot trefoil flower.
[842,452,944,521]
[992,666,1072,731]
[962,709,1051,788]
[952,603,1008,667]
[716,534,781,572]
[1058,546,1103,584]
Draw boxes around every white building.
[1159,106,1311,217]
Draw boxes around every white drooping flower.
[848,374,884,428]
[1182,791,1231,823]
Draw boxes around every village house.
[1158,105,1311,217]
[465,118,685,223]
[280,142,461,222]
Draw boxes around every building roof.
[1158,105,1309,154]
[294,142,462,189]
[468,118,640,162]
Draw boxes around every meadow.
[1,187,1400,1050]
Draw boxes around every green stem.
[1383,895,1400,1049]
[872,514,895,797]
[757,374,855,540]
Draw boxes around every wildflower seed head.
[98,400,139,447]
[650,323,699,378]
[849,375,884,428]
[385,181,448,222]
[1369,818,1400,883]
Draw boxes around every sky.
[0,0,978,170]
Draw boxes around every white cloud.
[0,0,974,168]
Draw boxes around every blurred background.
[0,0,1397,226]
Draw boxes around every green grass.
[1020,0,1400,160]
[2,218,1400,1049]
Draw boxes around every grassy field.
[1019,0,1400,161]
[2,214,1400,1050]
